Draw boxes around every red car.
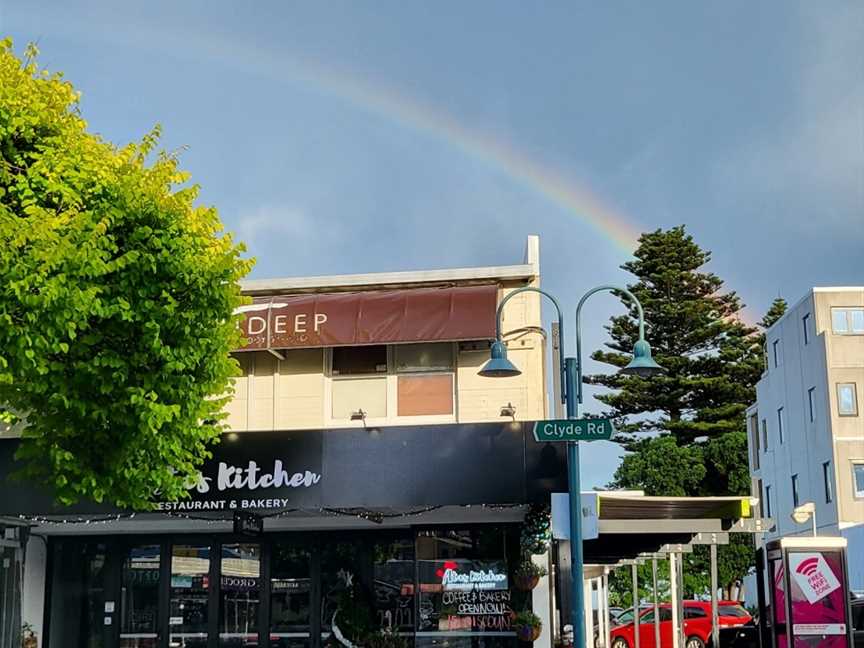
[609,600,752,648]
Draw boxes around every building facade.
[1,236,568,648]
[746,287,864,592]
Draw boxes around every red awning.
[236,284,498,351]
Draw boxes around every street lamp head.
[619,339,665,377]
[479,340,522,378]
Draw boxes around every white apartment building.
[746,287,864,592]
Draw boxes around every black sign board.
[0,422,567,515]
[233,511,263,536]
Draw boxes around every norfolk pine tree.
[0,41,253,509]
[589,226,776,597]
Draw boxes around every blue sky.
[4,1,862,488]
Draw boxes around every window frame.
[791,474,800,508]
[324,343,458,427]
[777,407,784,444]
[807,387,816,423]
[802,313,810,345]
[836,382,859,417]
[853,463,864,500]
[765,485,772,518]
[822,461,833,504]
[761,419,769,452]
[832,308,864,335]
[772,339,781,368]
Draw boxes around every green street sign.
[532,418,615,442]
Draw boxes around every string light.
[11,502,525,526]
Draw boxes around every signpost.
[532,418,615,443]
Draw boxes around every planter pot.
[515,625,542,642]
[515,574,541,591]
[23,637,38,648]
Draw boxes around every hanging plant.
[514,560,548,590]
[520,503,551,556]
[512,610,543,642]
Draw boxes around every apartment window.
[772,339,781,368]
[757,479,764,516]
[837,383,859,416]
[802,313,811,345]
[854,464,864,499]
[777,407,784,444]
[394,343,454,416]
[765,485,772,517]
[807,387,816,422]
[822,461,833,504]
[791,474,800,507]
[761,419,769,451]
[832,308,864,334]
[749,414,760,469]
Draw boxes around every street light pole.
[480,285,663,648]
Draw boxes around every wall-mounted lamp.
[791,501,817,537]
[499,402,517,421]
[350,409,379,435]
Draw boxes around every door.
[118,544,161,648]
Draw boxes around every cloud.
[231,205,345,277]
[712,2,864,226]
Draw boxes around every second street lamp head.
[619,339,665,377]
[479,340,522,378]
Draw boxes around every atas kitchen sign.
[235,286,497,351]
[0,422,568,516]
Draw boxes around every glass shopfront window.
[220,543,261,647]
[120,545,161,648]
[170,543,211,648]
[270,545,312,648]
[46,526,522,648]
[416,527,519,648]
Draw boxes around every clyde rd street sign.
[532,418,615,442]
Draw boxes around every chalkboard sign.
[417,560,513,633]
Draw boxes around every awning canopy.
[235,284,498,351]
[554,491,769,570]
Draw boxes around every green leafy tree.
[0,40,252,509]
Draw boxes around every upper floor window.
[823,461,833,504]
[749,414,760,469]
[832,308,864,335]
[807,387,816,422]
[854,464,864,499]
[765,485,772,517]
[772,340,781,368]
[802,313,811,345]
[329,343,455,423]
[791,474,800,507]
[777,407,785,444]
[761,419,769,452]
[837,383,859,416]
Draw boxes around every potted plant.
[21,623,37,648]
[512,610,543,642]
[514,560,548,590]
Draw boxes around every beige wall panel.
[274,349,325,429]
[457,346,544,422]
[828,336,864,368]
[248,352,275,431]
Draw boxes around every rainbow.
[44,17,644,255]
[267,54,643,254]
